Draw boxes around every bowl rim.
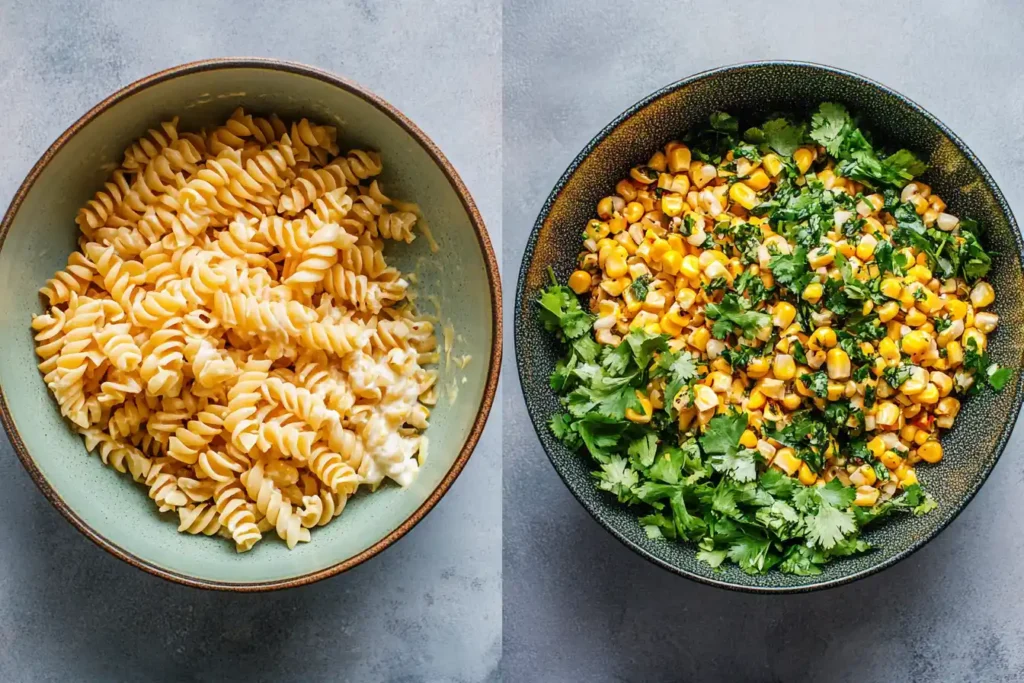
[514,59,1024,593]
[0,57,502,591]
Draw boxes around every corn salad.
[539,104,1007,575]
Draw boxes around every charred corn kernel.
[904,308,927,327]
[661,250,682,276]
[946,341,963,367]
[855,486,880,507]
[745,168,771,191]
[747,388,767,410]
[809,327,837,350]
[970,281,995,308]
[739,429,758,449]
[808,245,835,268]
[798,463,817,486]
[746,357,771,379]
[856,234,878,261]
[963,327,987,352]
[918,440,943,463]
[599,276,630,297]
[597,196,624,219]
[774,447,802,476]
[625,391,653,424]
[762,153,782,177]
[782,393,802,411]
[850,464,877,487]
[688,327,710,352]
[826,382,845,401]
[660,309,686,336]
[649,239,670,263]
[568,270,591,294]
[802,282,823,304]
[615,179,637,201]
[875,401,900,427]
[826,348,851,380]
[623,201,645,224]
[876,301,899,323]
[880,277,903,299]
[906,264,932,284]
[668,145,691,173]
[772,354,796,381]
[661,193,685,217]
[692,384,719,412]
[772,301,797,328]
[936,396,961,417]
[880,450,903,470]
[690,161,717,189]
[605,255,628,279]
[946,299,968,320]
[929,371,952,396]
[647,151,667,172]
[728,182,759,210]
[901,330,931,355]
[706,371,732,393]
[680,255,701,279]
[793,147,814,174]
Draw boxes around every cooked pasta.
[32,108,437,552]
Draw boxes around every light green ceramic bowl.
[0,58,501,590]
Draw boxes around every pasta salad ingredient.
[539,104,1007,575]
[32,108,438,552]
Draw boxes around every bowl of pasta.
[516,61,1023,591]
[0,58,500,590]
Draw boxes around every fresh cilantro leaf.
[768,246,809,289]
[882,364,912,390]
[593,455,639,503]
[711,448,759,483]
[809,102,852,156]
[762,118,806,157]
[710,112,739,133]
[806,503,857,550]
[800,371,829,399]
[700,411,749,459]
[647,446,689,485]
[759,469,797,498]
[988,365,1013,391]
[704,292,771,340]
[696,548,728,569]
[816,479,857,509]
[537,281,594,340]
[727,534,776,575]
[652,349,699,406]
[624,328,670,368]
[629,274,651,301]
[627,433,658,469]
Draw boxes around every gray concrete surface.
[0,1,501,682]
[503,1,1024,682]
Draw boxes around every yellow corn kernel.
[745,169,771,191]
[680,254,701,279]
[850,464,877,487]
[688,326,710,352]
[874,301,898,324]
[894,463,917,486]
[900,424,919,443]
[880,277,903,299]
[826,348,851,380]
[929,371,952,397]
[668,145,692,173]
[774,447,802,476]
[568,270,592,294]
[772,301,796,328]
[875,401,900,428]
[585,219,610,241]
[600,276,630,297]
[772,354,796,381]
[729,182,759,211]
[836,240,855,259]
[746,357,771,379]
[739,429,758,449]
[918,440,943,463]
[605,255,628,279]
[658,310,683,336]
[782,393,802,411]
[855,486,880,507]
[647,151,667,172]
[826,382,845,402]
[880,449,903,470]
[945,299,968,320]
[910,194,930,214]
[866,436,886,458]
[912,383,939,404]
[607,216,627,234]
[807,245,835,269]
[649,238,670,262]
[856,234,878,261]
[798,463,818,486]
[946,341,964,367]
[904,308,927,327]
[901,330,931,355]
[597,196,622,219]
[661,250,682,276]
[644,322,662,335]
[625,391,653,424]
[913,430,930,446]
[808,327,837,350]
[802,282,823,304]
[747,388,766,411]
[615,179,638,202]
[970,281,995,308]
[963,327,987,352]
[760,154,781,178]
[661,193,685,218]
[793,147,814,174]
[906,264,932,284]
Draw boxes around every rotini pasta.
[33,109,436,553]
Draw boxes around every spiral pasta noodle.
[32,109,436,553]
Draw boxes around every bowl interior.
[516,62,1024,590]
[0,64,496,587]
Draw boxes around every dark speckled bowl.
[514,61,1024,592]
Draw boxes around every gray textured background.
[0,1,501,682]
[503,1,1024,682]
